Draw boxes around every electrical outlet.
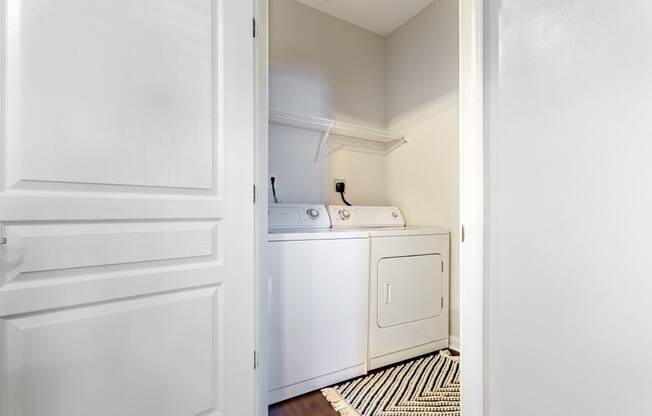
[334,179,346,192]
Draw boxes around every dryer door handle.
[384,283,392,304]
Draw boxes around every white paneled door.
[0,1,255,415]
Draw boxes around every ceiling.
[294,0,435,37]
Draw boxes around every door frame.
[252,0,486,414]
[253,0,270,415]
[459,0,485,415]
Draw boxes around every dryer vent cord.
[335,182,351,206]
[271,177,280,204]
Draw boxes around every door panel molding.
[2,286,224,416]
[0,194,225,221]
[2,0,217,193]
[2,220,220,286]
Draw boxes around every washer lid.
[328,205,405,228]
[268,204,331,229]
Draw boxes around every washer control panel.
[269,204,331,229]
[328,206,405,228]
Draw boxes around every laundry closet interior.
[261,0,460,408]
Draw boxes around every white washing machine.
[267,204,370,404]
[329,205,450,370]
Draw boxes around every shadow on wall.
[383,0,460,341]
[382,0,459,231]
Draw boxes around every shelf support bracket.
[318,144,345,161]
[384,135,408,154]
[314,121,334,162]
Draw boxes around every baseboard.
[268,363,367,404]
[449,335,460,352]
[368,339,449,370]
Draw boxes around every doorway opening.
[255,0,484,414]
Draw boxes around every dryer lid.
[328,205,405,228]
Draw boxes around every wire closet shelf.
[269,109,408,161]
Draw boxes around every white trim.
[449,335,460,352]
[369,340,449,371]
[459,0,485,415]
[269,364,366,404]
[253,0,269,415]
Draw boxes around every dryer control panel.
[269,204,331,229]
[328,206,405,228]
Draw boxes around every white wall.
[268,0,388,205]
[385,0,460,341]
[486,1,652,414]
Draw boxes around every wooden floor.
[269,390,339,416]
[269,349,460,416]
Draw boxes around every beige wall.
[385,0,460,341]
[268,0,388,205]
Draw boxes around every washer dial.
[307,208,320,219]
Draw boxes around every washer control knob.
[339,209,351,220]
[307,208,320,219]
[392,211,399,218]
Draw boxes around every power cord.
[271,177,280,203]
[335,182,351,206]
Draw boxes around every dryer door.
[377,254,443,328]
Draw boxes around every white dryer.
[329,205,450,370]
[267,204,370,403]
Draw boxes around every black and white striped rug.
[322,350,460,416]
